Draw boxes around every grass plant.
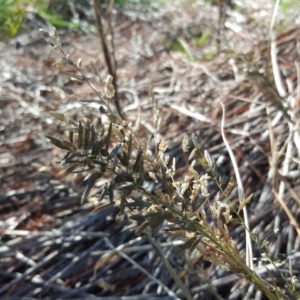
[40,23,300,299]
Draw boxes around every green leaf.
[0,0,26,41]
[77,121,83,149]
[88,123,96,149]
[197,28,211,46]
[63,163,81,175]
[83,120,91,149]
[45,134,77,152]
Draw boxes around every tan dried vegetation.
[40,11,300,298]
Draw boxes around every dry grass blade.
[268,0,300,240]
[270,0,286,98]
[102,237,180,300]
[220,102,253,271]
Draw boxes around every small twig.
[92,0,122,118]
[1,229,109,238]
[0,250,60,295]
[169,103,213,124]
[106,0,118,87]
[44,239,104,286]
[146,233,193,300]
[103,237,180,299]
[266,106,277,189]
